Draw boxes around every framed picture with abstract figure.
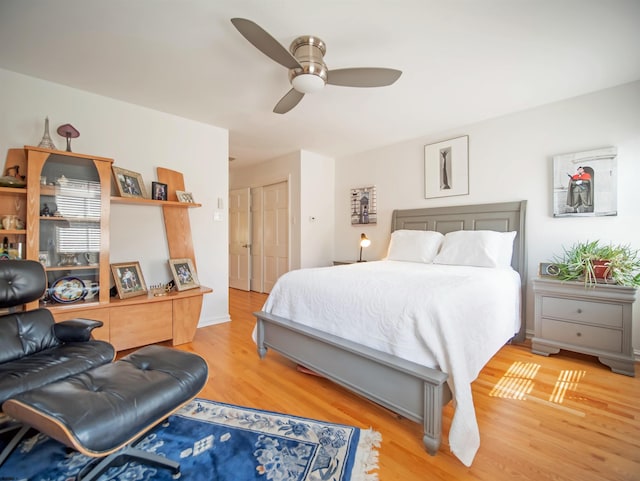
[176,190,195,203]
[152,181,168,201]
[169,258,200,291]
[552,147,617,217]
[112,167,147,199]
[424,135,469,199]
[350,186,377,225]
[110,261,148,299]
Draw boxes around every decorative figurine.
[37,117,57,150]
[40,203,51,217]
[57,123,80,152]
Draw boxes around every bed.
[253,200,527,466]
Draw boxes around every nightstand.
[531,277,637,376]
[333,260,357,266]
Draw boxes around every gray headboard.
[391,200,527,341]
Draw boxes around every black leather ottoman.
[2,345,208,480]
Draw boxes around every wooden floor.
[173,288,640,481]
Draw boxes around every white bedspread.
[260,260,521,466]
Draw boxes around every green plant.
[553,240,640,287]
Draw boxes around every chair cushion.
[0,260,46,309]
[0,310,60,364]
[0,341,115,405]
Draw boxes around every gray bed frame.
[254,200,527,456]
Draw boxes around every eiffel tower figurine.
[37,116,57,150]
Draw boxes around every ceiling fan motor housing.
[288,35,328,93]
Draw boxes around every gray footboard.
[254,310,452,455]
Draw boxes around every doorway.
[229,181,289,293]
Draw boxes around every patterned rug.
[0,398,381,481]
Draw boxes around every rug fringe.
[353,428,382,481]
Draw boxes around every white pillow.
[433,230,517,268]
[386,230,444,263]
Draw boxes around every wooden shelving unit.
[2,146,211,351]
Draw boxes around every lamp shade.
[360,233,371,248]
[358,233,371,262]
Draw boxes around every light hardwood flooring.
[169,288,640,481]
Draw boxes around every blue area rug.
[0,398,381,480]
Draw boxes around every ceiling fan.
[230,18,402,114]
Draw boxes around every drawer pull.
[576,308,582,314]
[576,332,582,337]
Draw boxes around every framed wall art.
[350,186,377,225]
[110,261,148,299]
[552,146,617,217]
[169,258,200,291]
[424,135,469,199]
[112,167,147,199]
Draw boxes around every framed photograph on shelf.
[168,258,200,291]
[424,135,469,199]
[112,167,147,199]
[175,190,195,203]
[38,251,49,267]
[110,261,148,299]
[151,181,168,201]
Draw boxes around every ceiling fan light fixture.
[291,73,325,94]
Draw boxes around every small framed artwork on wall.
[424,135,469,199]
[552,146,617,217]
[350,186,377,225]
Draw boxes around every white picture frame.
[552,146,617,217]
[424,135,469,199]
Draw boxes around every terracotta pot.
[592,260,612,280]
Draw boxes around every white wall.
[0,68,230,326]
[300,150,335,267]
[230,149,336,270]
[334,81,640,351]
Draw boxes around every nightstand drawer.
[540,318,622,352]
[541,296,623,328]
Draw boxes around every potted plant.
[552,240,640,287]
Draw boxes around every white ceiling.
[1,1,639,170]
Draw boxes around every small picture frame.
[110,261,148,299]
[38,251,50,267]
[175,190,195,203]
[168,258,200,291]
[151,181,168,201]
[112,167,147,199]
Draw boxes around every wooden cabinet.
[3,145,211,350]
[531,277,636,376]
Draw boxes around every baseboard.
[197,314,231,328]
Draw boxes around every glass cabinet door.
[38,154,102,306]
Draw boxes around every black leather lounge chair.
[0,260,209,480]
[0,260,115,466]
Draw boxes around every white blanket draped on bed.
[259,260,521,466]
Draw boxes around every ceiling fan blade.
[273,89,305,114]
[231,18,301,70]
[327,68,402,87]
